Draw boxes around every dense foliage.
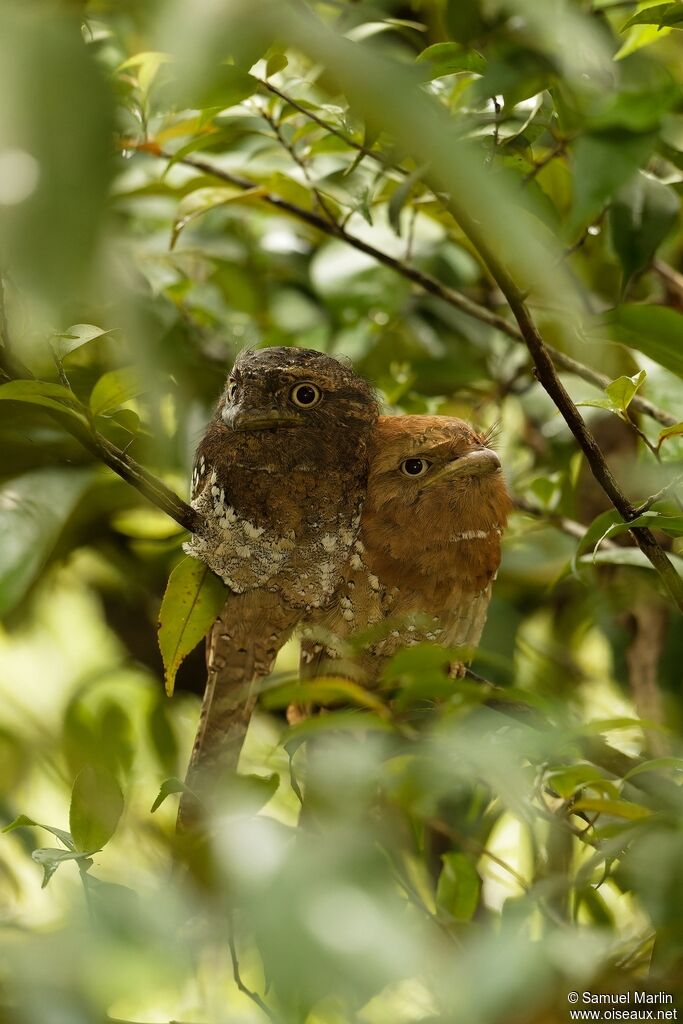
[1,1,683,1022]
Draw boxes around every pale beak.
[223,407,301,431]
[422,447,501,487]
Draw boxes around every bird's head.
[218,347,378,438]
[364,415,511,540]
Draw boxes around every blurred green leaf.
[443,0,490,44]
[69,766,124,853]
[157,557,227,696]
[170,185,265,248]
[90,368,144,417]
[0,380,88,423]
[610,173,679,286]
[435,852,481,922]
[572,798,652,820]
[416,43,486,79]
[52,324,117,360]
[0,467,93,616]
[570,132,656,230]
[623,3,683,30]
[658,421,683,448]
[150,776,187,813]
[265,53,288,77]
[0,5,113,311]
[31,847,93,889]
[261,678,390,716]
[591,304,683,377]
[3,815,74,850]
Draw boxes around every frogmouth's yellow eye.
[290,382,323,408]
[400,458,431,478]
[227,381,238,402]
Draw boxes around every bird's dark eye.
[290,382,322,408]
[400,458,431,478]
[227,380,238,402]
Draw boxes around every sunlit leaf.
[69,765,124,853]
[2,815,74,850]
[416,43,486,79]
[31,847,93,889]
[157,557,227,696]
[623,3,683,29]
[52,324,117,360]
[657,422,683,448]
[0,380,88,423]
[170,185,266,247]
[572,798,652,820]
[90,368,145,417]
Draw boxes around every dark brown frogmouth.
[179,346,378,827]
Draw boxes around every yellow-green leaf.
[170,185,265,248]
[157,557,227,696]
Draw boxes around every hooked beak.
[422,447,501,488]
[222,407,301,431]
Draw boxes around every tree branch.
[452,211,683,612]
[152,146,675,429]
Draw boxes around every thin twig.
[146,145,677,429]
[228,924,278,1023]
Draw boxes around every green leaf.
[623,757,683,781]
[435,852,481,922]
[31,847,93,889]
[416,43,486,79]
[572,798,652,820]
[69,766,124,853]
[388,169,422,236]
[546,765,619,800]
[90,368,144,417]
[610,173,679,286]
[260,678,390,717]
[582,548,683,574]
[443,0,489,44]
[265,53,288,77]
[604,369,647,411]
[52,324,117,360]
[658,422,683,448]
[0,468,93,616]
[0,6,113,312]
[182,64,258,110]
[570,132,656,230]
[0,380,88,422]
[170,185,265,248]
[595,512,683,549]
[150,777,187,813]
[590,305,683,378]
[2,815,74,850]
[157,557,227,696]
[623,3,683,29]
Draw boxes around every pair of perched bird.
[180,346,511,826]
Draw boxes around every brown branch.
[452,211,683,612]
[153,147,675,429]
